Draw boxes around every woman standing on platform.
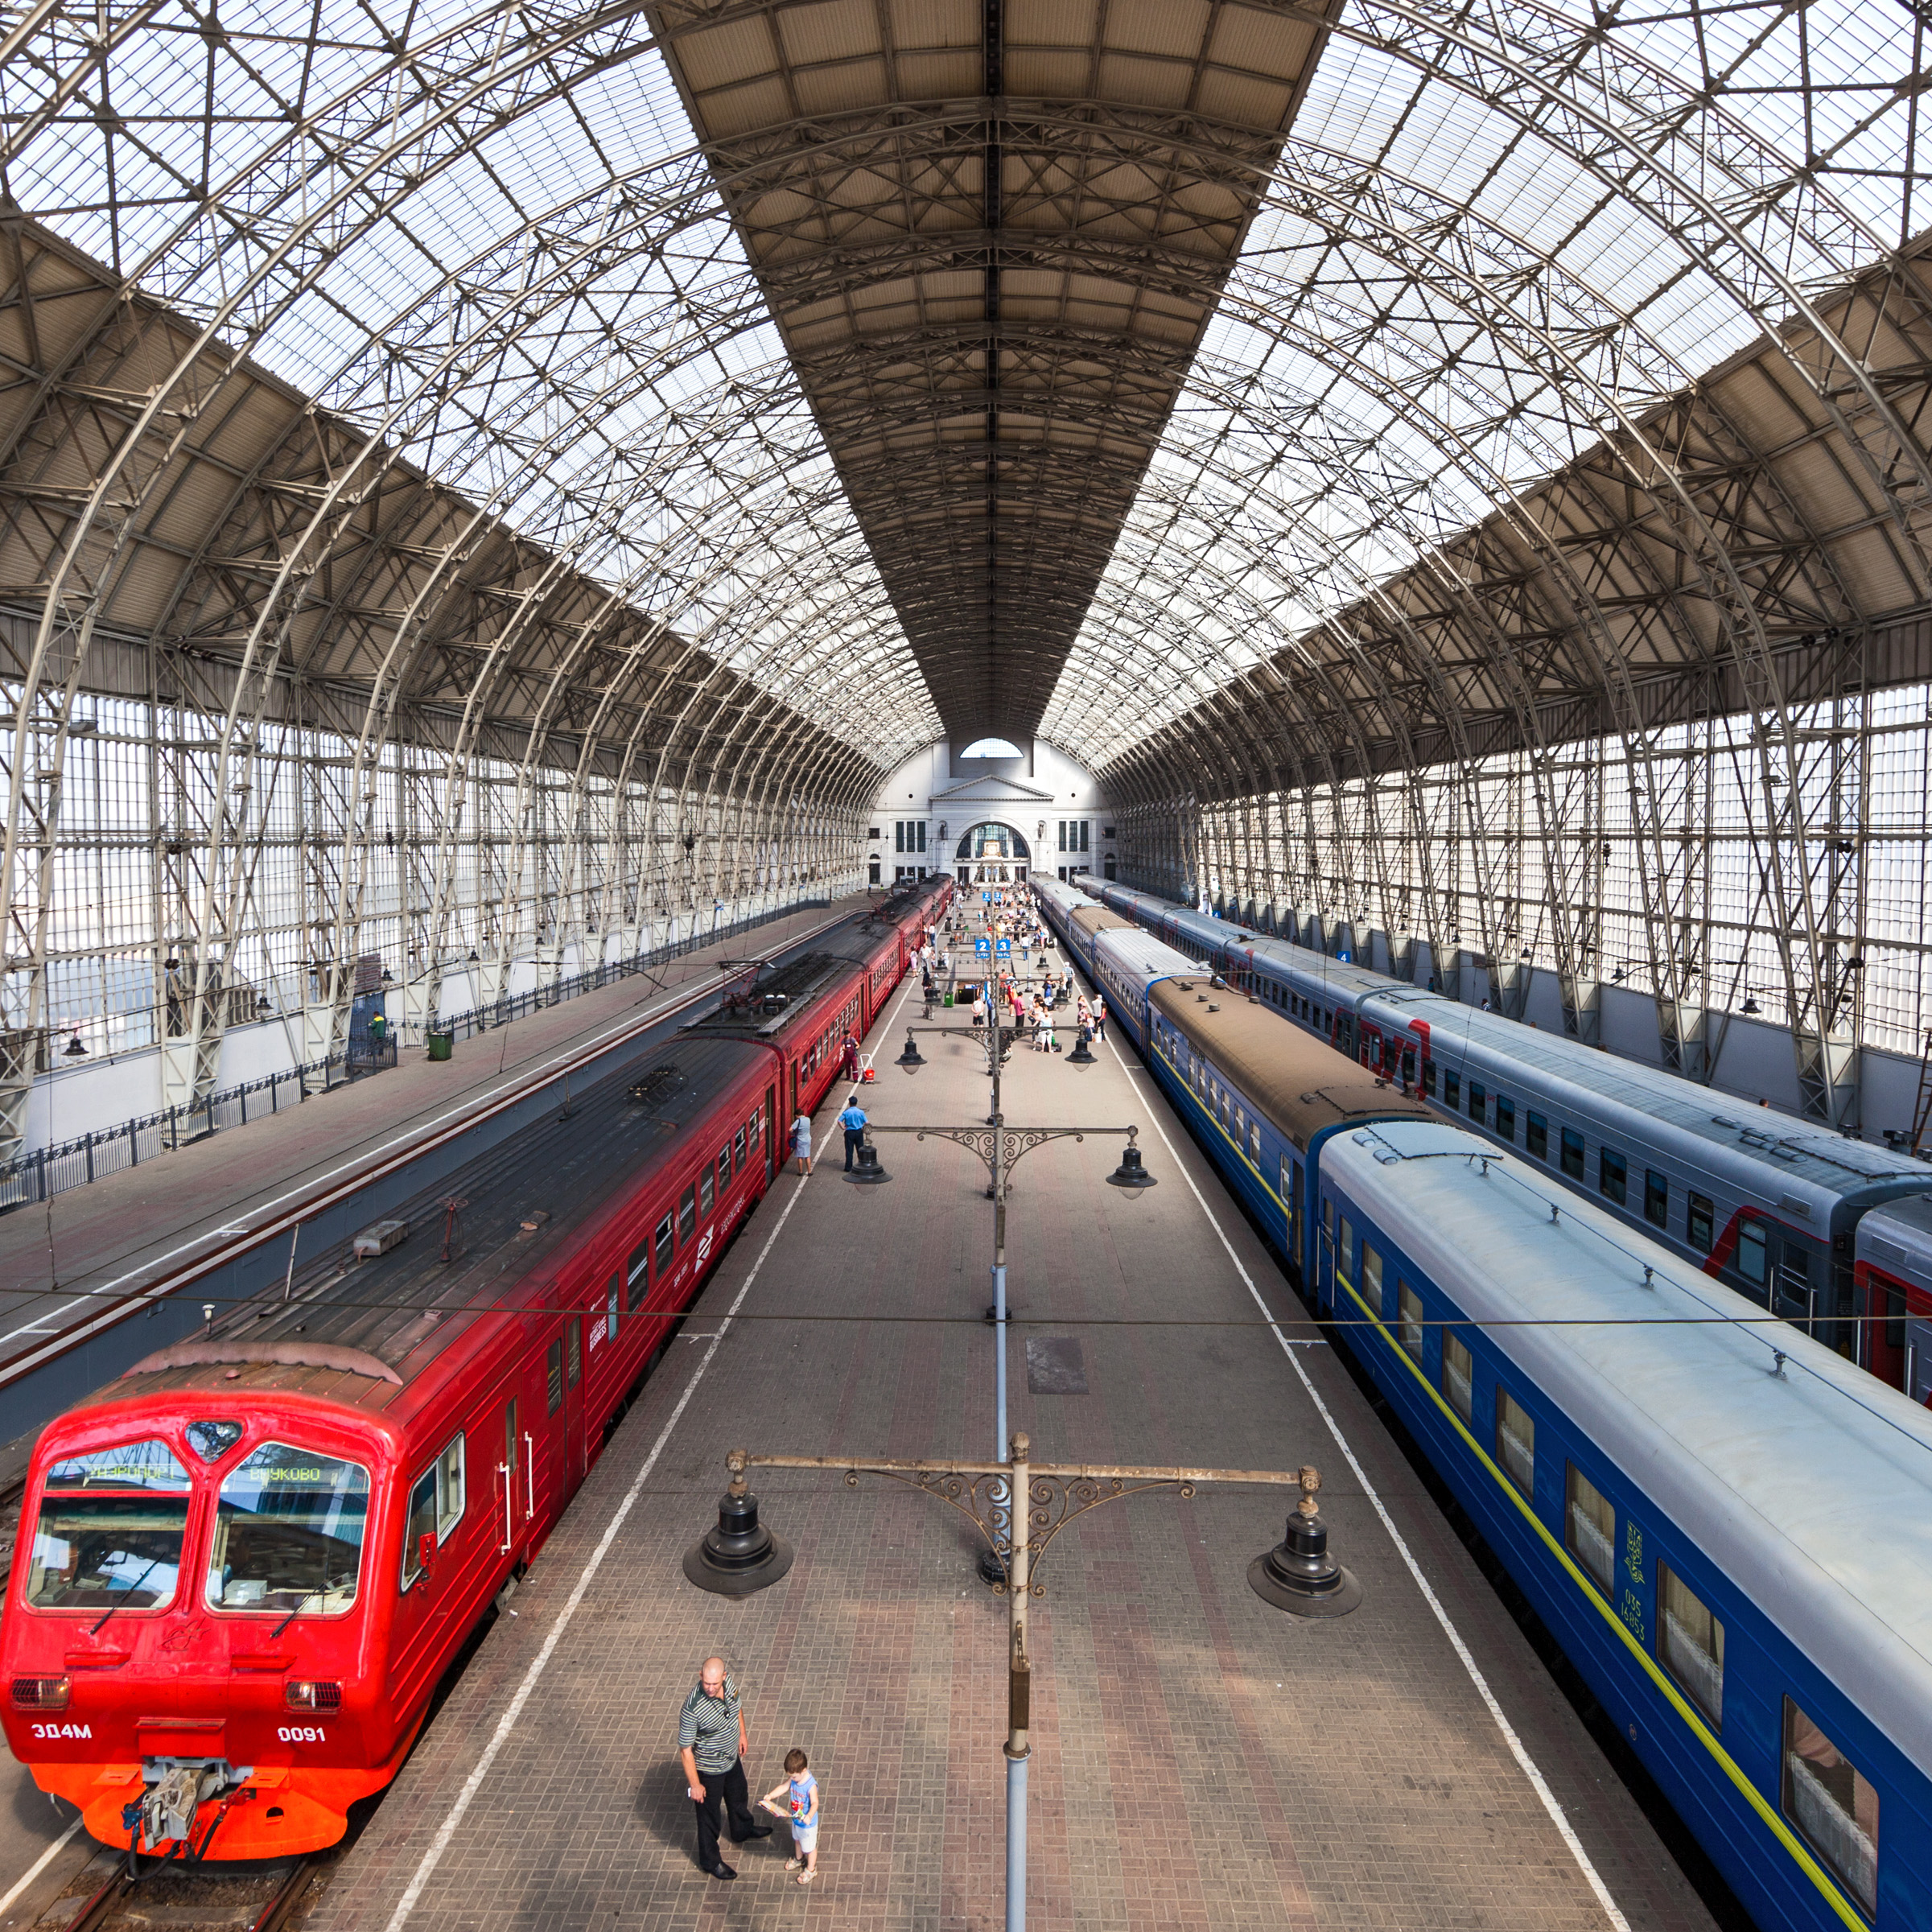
[791,1110,814,1176]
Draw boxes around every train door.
[1282,1156,1304,1278]
[496,1394,521,1561]
[1772,1236,1815,1333]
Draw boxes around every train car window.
[654,1213,674,1275]
[567,1317,582,1386]
[1337,1217,1354,1288]
[1658,1564,1725,1728]
[1422,1061,1436,1098]
[1249,1122,1261,1160]
[1736,1220,1769,1288]
[1398,1283,1423,1360]
[1600,1148,1628,1207]
[547,1340,564,1414]
[1564,1464,1614,1594]
[627,1240,650,1312]
[605,1271,620,1344]
[1362,1243,1383,1309]
[679,1187,698,1243]
[1644,1170,1669,1228]
[27,1439,192,1610]
[1323,1194,1333,1237]
[1443,1331,1473,1420]
[1782,1699,1877,1916]
[1526,1110,1547,1160]
[402,1436,466,1590]
[1560,1127,1585,1180]
[1494,1388,1534,1494]
[1688,1192,1714,1252]
[734,1127,747,1172]
[749,1110,761,1150]
[1494,1096,1515,1142]
[1444,1071,1460,1109]
[699,1170,715,1216]
[718,1146,731,1192]
[1468,1080,1485,1124]
[204,1443,369,1615]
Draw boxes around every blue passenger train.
[1319,1119,1932,1932]
[1035,874,1932,1932]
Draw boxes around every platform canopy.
[0,0,1928,1135]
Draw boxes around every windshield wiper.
[90,1559,163,1633]
[270,1589,322,1641]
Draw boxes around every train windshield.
[205,1441,369,1616]
[26,1439,192,1612]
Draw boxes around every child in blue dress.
[760,1749,819,1884]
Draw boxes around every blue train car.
[1319,1117,1932,1932]
[1074,917,1431,1284]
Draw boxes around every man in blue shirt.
[838,1094,868,1171]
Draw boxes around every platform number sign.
[975,937,991,956]
[995,938,1011,957]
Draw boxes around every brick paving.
[308,945,1721,1932]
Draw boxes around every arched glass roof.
[0,0,1920,814]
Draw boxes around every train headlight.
[10,1676,71,1711]
[284,1680,342,1713]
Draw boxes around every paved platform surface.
[298,939,1720,1932]
[0,894,871,1448]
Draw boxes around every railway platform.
[300,946,1724,1932]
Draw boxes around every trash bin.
[944,991,954,1007]
[426,1030,454,1062]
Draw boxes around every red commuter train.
[0,879,950,1861]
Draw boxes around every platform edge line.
[0,1808,84,1915]
[1110,1036,1634,1932]
[378,1110,840,1932]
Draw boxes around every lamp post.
[873,1012,1151,1563]
[685,1444,1360,1932]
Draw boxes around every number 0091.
[277,1725,327,1743]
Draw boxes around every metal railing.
[0,897,830,1213]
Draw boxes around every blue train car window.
[1495,1387,1534,1493]
[1468,1080,1485,1124]
[1248,1122,1261,1160]
[1658,1565,1724,1728]
[1560,1127,1585,1180]
[1494,1095,1515,1142]
[1337,1217,1354,1288]
[1363,1243,1383,1309]
[1688,1191,1714,1251]
[1443,1331,1473,1419]
[1398,1283,1423,1361]
[1644,1169,1668,1228]
[1782,1699,1877,1918]
[1600,1148,1627,1206]
[1564,1464,1614,1593]
[1444,1071,1460,1109]
[1736,1220,1768,1287]
[1526,1110,1547,1160]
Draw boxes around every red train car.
[0,891,946,1864]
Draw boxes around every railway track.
[56,1853,321,1932]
